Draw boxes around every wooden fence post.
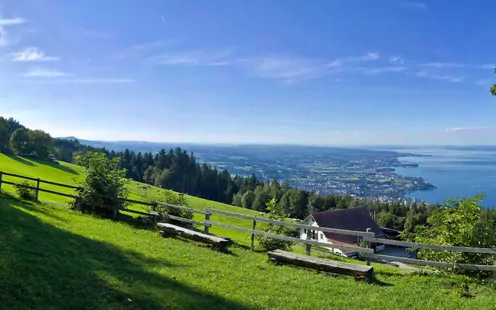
[493,254,496,280]
[251,219,257,251]
[35,178,41,202]
[204,207,211,233]
[365,228,372,266]
[306,229,312,256]
[0,171,3,192]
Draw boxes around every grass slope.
[1,194,495,310]
[0,154,269,246]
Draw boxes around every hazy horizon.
[59,136,496,149]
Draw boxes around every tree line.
[0,116,439,233]
[100,147,440,233]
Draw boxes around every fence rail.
[1,170,496,274]
[364,237,496,254]
[209,208,375,237]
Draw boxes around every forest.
[1,116,441,233]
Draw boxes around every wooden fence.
[1,170,496,273]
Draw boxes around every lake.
[392,147,496,208]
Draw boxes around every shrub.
[257,198,293,251]
[14,180,36,201]
[412,195,496,277]
[151,190,193,226]
[70,152,128,217]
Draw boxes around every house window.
[312,230,317,240]
[304,229,307,234]
[320,233,324,240]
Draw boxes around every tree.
[252,185,271,211]
[232,192,243,207]
[27,129,53,158]
[10,128,30,155]
[241,190,255,209]
[71,152,129,217]
[413,195,496,276]
[256,198,294,251]
[491,69,496,95]
[0,117,10,153]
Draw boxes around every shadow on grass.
[40,159,79,175]
[370,277,394,287]
[16,199,69,223]
[0,195,255,310]
[6,154,36,166]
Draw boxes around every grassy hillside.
[1,194,495,309]
[0,154,269,246]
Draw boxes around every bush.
[256,198,293,251]
[412,195,496,277]
[14,180,36,201]
[151,190,193,226]
[70,152,128,217]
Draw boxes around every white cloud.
[22,68,70,78]
[114,39,181,59]
[389,55,404,65]
[237,56,331,82]
[415,70,464,82]
[12,47,59,62]
[0,18,25,26]
[21,78,135,84]
[359,66,405,75]
[444,126,494,132]
[0,27,7,47]
[399,1,428,11]
[234,52,382,82]
[474,79,491,85]
[479,64,495,70]
[147,48,235,66]
[82,29,112,39]
[419,62,464,68]
[0,17,25,47]
[361,52,380,61]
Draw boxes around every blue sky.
[1,0,496,145]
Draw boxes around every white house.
[300,207,386,257]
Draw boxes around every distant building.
[300,207,386,257]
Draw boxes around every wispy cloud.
[237,56,333,83]
[415,70,464,82]
[479,64,495,70]
[444,126,494,132]
[114,39,180,59]
[399,1,428,11]
[389,55,404,65]
[22,68,70,78]
[22,78,135,84]
[474,79,491,85]
[82,29,112,39]
[146,49,384,83]
[418,62,464,68]
[361,52,380,61]
[146,48,234,66]
[11,47,59,62]
[0,18,25,26]
[359,66,405,75]
[0,17,25,47]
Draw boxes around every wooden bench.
[157,223,230,250]
[268,250,374,280]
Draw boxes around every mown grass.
[1,194,496,310]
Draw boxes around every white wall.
[299,218,345,256]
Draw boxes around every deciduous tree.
[10,128,30,155]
